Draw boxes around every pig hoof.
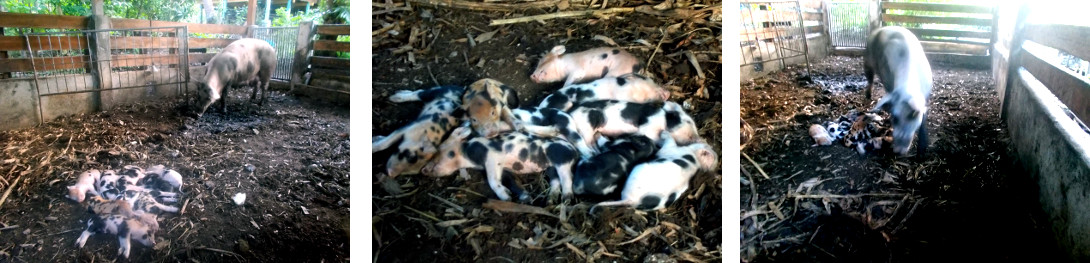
[518,193,532,204]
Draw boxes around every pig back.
[209,38,276,85]
[864,26,932,96]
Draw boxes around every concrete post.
[289,21,314,93]
[89,0,111,112]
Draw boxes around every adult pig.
[194,38,277,117]
[863,26,932,156]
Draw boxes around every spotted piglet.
[568,100,703,153]
[594,131,718,211]
[510,107,596,159]
[421,127,578,203]
[538,74,669,111]
[531,46,642,86]
[573,134,658,197]
[67,169,102,202]
[462,79,541,138]
[74,214,156,259]
[372,85,465,177]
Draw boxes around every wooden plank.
[920,41,988,55]
[246,0,257,27]
[311,68,350,79]
[315,25,349,36]
[291,21,314,90]
[881,2,993,14]
[0,56,91,73]
[0,12,88,29]
[188,53,218,64]
[803,12,823,21]
[110,18,247,35]
[1024,24,1090,64]
[1020,49,1090,125]
[111,36,180,49]
[110,54,184,67]
[310,56,349,69]
[0,36,91,51]
[313,40,349,52]
[189,38,237,49]
[905,28,992,40]
[805,25,824,35]
[740,26,805,41]
[882,14,992,27]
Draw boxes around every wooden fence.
[879,1,996,56]
[291,22,349,95]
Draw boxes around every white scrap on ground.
[233,193,247,205]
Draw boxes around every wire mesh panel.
[24,26,189,97]
[252,26,298,81]
[739,1,810,73]
[828,2,870,48]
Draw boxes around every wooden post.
[246,0,257,27]
[89,0,111,112]
[1001,3,1032,120]
[289,21,314,93]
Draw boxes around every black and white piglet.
[510,107,596,159]
[573,134,658,197]
[568,100,702,152]
[537,74,669,111]
[421,127,578,203]
[142,165,184,192]
[372,85,465,177]
[594,131,718,211]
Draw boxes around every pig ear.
[871,96,892,113]
[452,127,473,140]
[551,45,566,55]
[908,97,926,119]
[696,146,719,169]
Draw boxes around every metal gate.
[252,27,298,81]
[828,1,870,48]
[739,1,810,74]
[25,26,189,122]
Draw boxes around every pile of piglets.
[374,45,718,211]
[65,165,184,258]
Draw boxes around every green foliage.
[336,35,349,59]
[319,0,349,25]
[1,0,197,21]
[271,6,322,27]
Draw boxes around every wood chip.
[481,199,556,218]
[436,219,471,227]
[592,35,618,46]
[565,242,587,259]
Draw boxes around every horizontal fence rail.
[880,1,996,47]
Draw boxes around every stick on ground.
[489,7,637,26]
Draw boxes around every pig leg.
[118,232,132,258]
[484,159,512,201]
[563,71,586,87]
[554,162,575,201]
[544,167,561,203]
[220,84,230,114]
[372,126,407,152]
[75,218,97,248]
[501,171,531,203]
[916,113,928,158]
[864,65,875,100]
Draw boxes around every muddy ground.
[0,91,349,262]
[739,55,1062,262]
[371,2,723,262]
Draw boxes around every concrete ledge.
[1007,67,1090,262]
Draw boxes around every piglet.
[573,134,658,197]
[74,214,156,259]
[538,74,669,111]
[85,195,160,234]
[421,127,578,203]
[809,124,833,146]
[531,46,642,86]
[594,131,718,211]
[67,169,102,202]
[144,165,184,193]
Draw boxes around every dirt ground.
[739,55,1063,262]
[371,3,723,262]
[0,91,349,262]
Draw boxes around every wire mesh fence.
[739,1,810,74]
[828,1,870,48]
[252,26,298,81]
[24,26,189,97]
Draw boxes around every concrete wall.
[741,35,830,81]
[0,79,40,129]
[0,68,188,131]
[1006,68,1090,262]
